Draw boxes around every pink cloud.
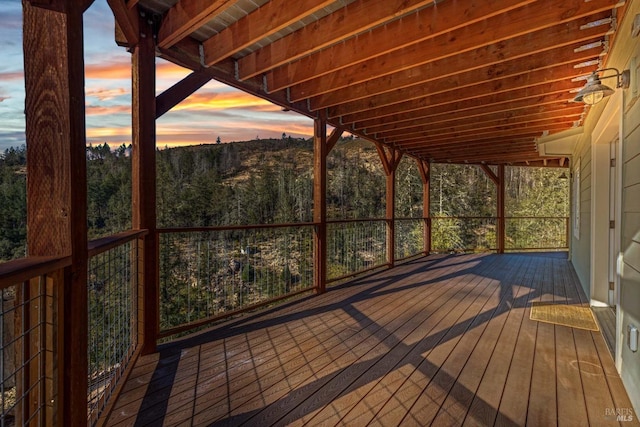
[0,96,9,102]
[86,87,128,101]
[0,71,23,81]
[86,104,131,116]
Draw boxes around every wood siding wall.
[575,0,640,411]
[622,79,640,411]
[572,135,592,297]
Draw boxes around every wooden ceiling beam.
[398,133,546,149]
[418,150,543,164]
[354,93,573,131]
[344,79,580,126]
[405,146,540,162]
[155,71,212,119]
[326,127,344,154]
[271,0,616,96]
[508,159,568,168]
[366,104,585,135]
[157,0,234,49]
[107,0,139,47]
[266,0,535,92]
[375,112,584,140]
[391,122,573,145]
[428,152,548,164]
[401,136,536,151]
[202,0,336,66]
[418,143,540,156]
[334,63,591,129]
[315,33,606,112]
[237,0,435,80]
[157,38,316,121]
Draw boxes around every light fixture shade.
[574,72,616,104]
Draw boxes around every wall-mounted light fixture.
[573,67,631,104]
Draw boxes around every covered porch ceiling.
[113,0,626,166]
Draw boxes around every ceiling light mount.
[574,67,631,105]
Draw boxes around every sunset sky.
[0,0,315,152]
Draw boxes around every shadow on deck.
[105,253,638,426]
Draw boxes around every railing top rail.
[0,255,71,290]
[158,222,318,234]
[504,216,569,220]
[88,229,149,257]
[394,217,426,221]
[430,216,569,220]
[430,216,497,220]
[327,218,387,224]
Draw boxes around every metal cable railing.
[430,216,498,253]
[158,224,315,338]
[326,219,387,282]
[0,256,68,427]
[505,216,569,251]
[87,231,144,425]
[394,218,425,261]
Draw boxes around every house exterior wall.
[573,0,640,412]
[621,94,640,413]
[571,134,592,297]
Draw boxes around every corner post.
[313,114,328,293]
[132,12,158,354]
[23,1,88,424]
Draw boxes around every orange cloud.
[170,92,279,112]
[85,62,130,80]
[85,60,190,80]
[86,127,132,139]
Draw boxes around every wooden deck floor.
[105,253,639,426]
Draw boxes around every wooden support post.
[417,159,431,255]
[386,168,396,267]
[132,15,158,354]
[498,164,506,254]
[480,164,505,253]
[313,115,328,293]
[376,144,402,267]
[23,2,88,425]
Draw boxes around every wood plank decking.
[105,253,638,426]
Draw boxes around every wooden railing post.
[23,1,89,424]
[313,115,328,293]
[132,12,158,354]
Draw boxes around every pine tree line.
[0,139,568,262]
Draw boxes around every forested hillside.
[0,138,569,262]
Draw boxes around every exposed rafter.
[157,0,235,49]
[116,0,626,165]
[202,0,336,66]
[237,0,436,80]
